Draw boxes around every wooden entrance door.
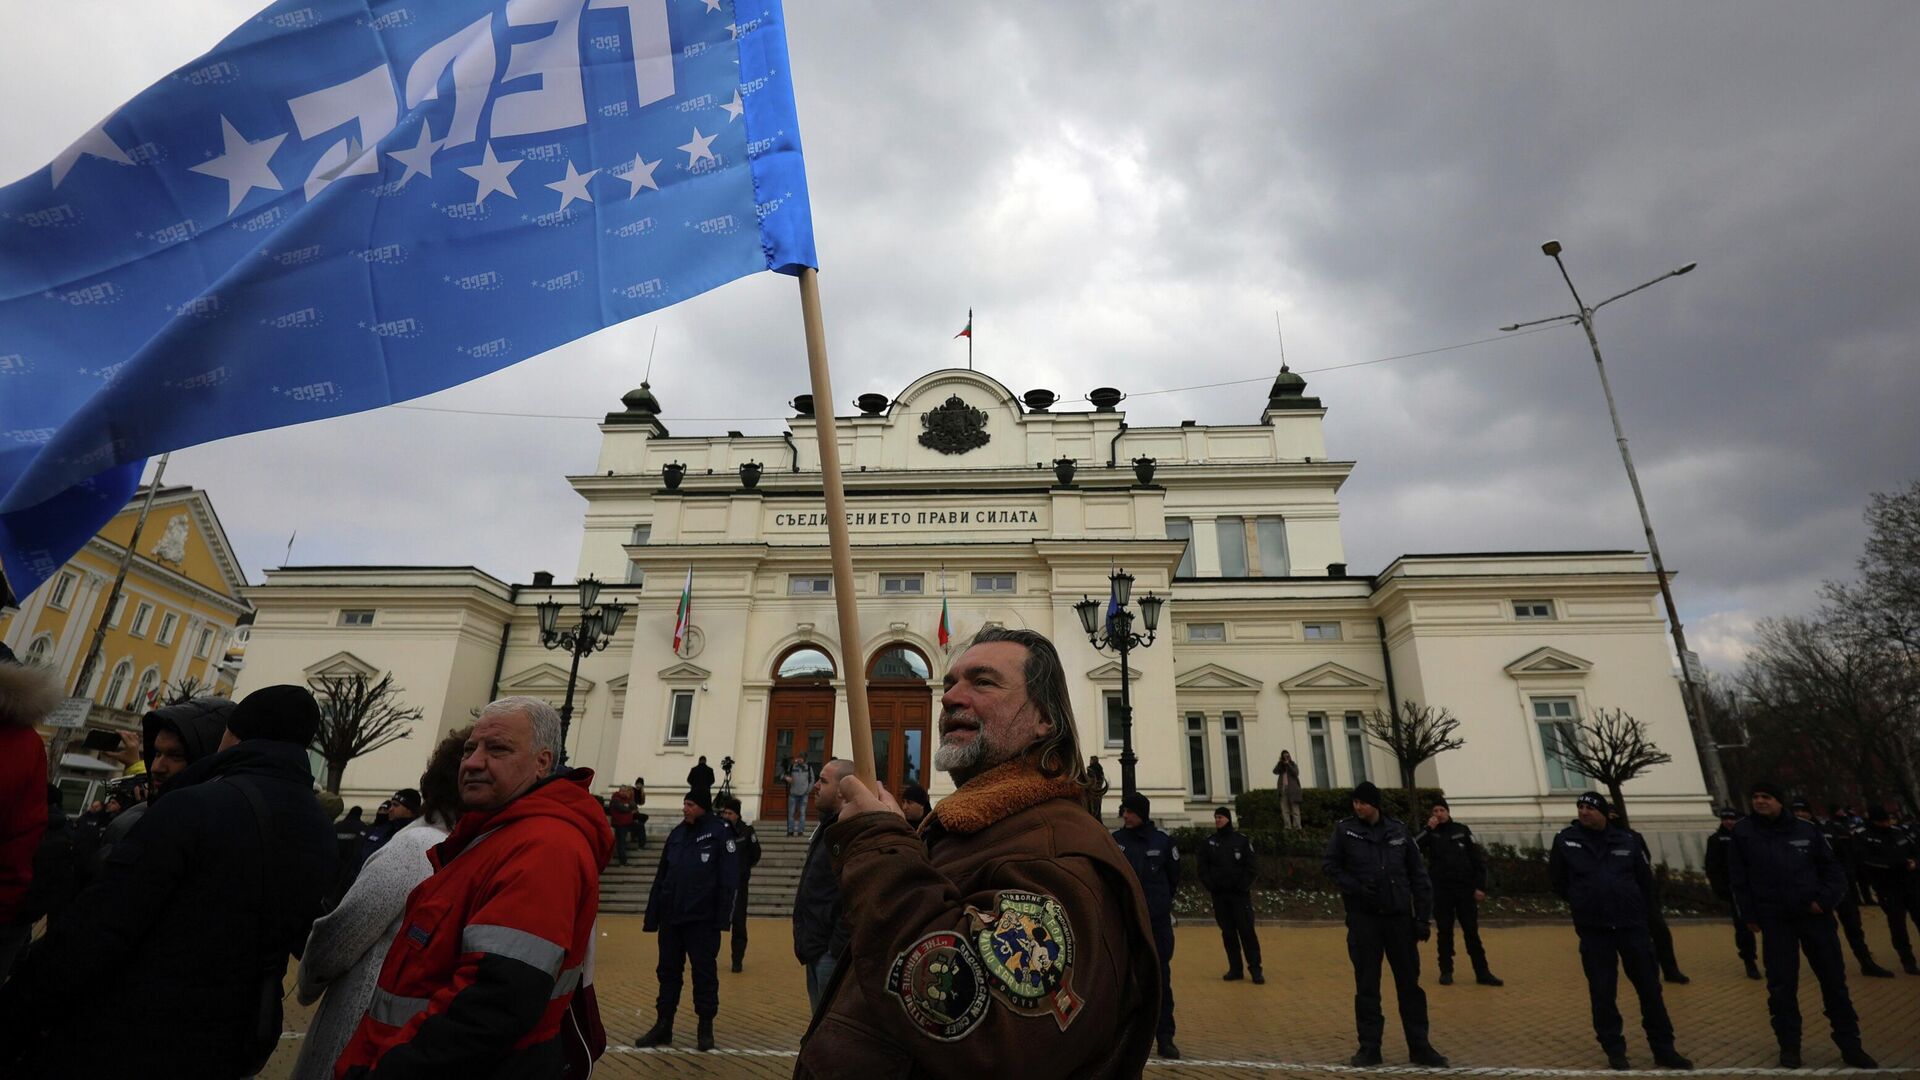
[761,686,834,822]
[869,687,931,794]
[867,645,933,795]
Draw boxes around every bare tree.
[310,672,423,793]
[161,674,210,706]
[1544,707,1673,826]
[1362,700,1465,817]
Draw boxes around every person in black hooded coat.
[89,696,233,877]
[0,685,336,1080]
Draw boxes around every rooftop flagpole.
[797,268,876,787]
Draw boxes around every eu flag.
[0,0,815,602]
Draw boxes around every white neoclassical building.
[235,366,1714,862]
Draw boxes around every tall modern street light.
[1501,240,1729,806]
[536,574,628,768]
[1075,569,1164,800]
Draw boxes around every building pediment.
[1279,661,1383,694]
[499,662,594,695]
[1085,660,1145,686]
[1505,646,1594,679]
[1174,663,1263,691]
[303,650,378,682]
[657,661,712,683]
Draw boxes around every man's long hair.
[967,626,1107,808]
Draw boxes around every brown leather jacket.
[795,761,1158,1079]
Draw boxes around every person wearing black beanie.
[635,782,738,1050]
[1197,804,1262,986]
[224,683,322,749]
[1322,779,1446,1067]
[1113,791,1181,1058]
[1728,781,1880,1067]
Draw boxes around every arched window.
[133,667,161,711]
[774,646,836,682]
[102,660,133,708]
[868,644,930,682]
[24,634,53,666]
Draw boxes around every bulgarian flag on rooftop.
[673,567,693,656]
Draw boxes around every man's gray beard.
[934,723,1001,775]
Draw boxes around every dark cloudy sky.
[6,2,1916,672]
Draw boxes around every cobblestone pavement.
[263,912,1920,1078]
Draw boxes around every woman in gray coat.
[290,728,467,1080]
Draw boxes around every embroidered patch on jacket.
[975,890,1082,1030]
[405,924,431,947]
[887,931,990,1041]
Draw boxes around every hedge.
[1232,785,1447,832]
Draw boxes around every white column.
[168,616,202,684]
[3,579,54,651]
[51,572,107,681]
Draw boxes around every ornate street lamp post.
[1074,569,1163,800]
[535,574,628,768]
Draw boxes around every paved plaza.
[262,913,1920,1078]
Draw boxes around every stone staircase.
[598,828,815,918]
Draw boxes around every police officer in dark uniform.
[1322,781,1448,1068]
[1114,791,1182,1059]
[1856,804,1920,975]
[1801,801,1894,977]
[635,788,739,1052]
[1416,798,1502,986]
[1704,808,1762,979]
[1549,792,1694,1071]
[1197,805,1263,983]
[718,795,762,973]
[1729,781,1878,1069]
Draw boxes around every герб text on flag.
[0,0,815,601]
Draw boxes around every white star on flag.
[722,90,744,123]
[459,143,521,206]
[50,120,133,189]
[546,160,599,210]
[701,0,722,11]
[189,117,288,215]
[679,128,718,167]
[623,154,661,197]
[388,122,444,187]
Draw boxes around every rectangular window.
[1185,713,1209,798]
[666,689,695,744]
[1345,712,1370,783]
[1303,621,1342,640]
[972,573,1016,594]
[1514,599,1556,620]
[1534,697,1584,790]
[1215,517,1248,578]
[630,524,652,545]
[627,562,646,585]
[338,609,375,627]
[880,573,924,596]
[1187,622,1226,642]
[1166,517,1197,578]
[1223,712,1248,797]
[196,627,214,659]
[626,525,650,585]
[130,602,154,637]
[1308,713,1332,788]
[107,594,126,628]
[49,572,76,610]
[1103,691,1126,748]
[156,612,179,646]
[789,575,832,595]
[1256,517,1290,576]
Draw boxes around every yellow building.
[1,486,251,740]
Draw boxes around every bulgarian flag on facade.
[673,567,694,655]
[938,593,952,648]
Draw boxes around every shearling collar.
[929,759,1085,835]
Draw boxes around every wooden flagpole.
[797,269,876,786]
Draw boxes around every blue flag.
[0,0,814,602]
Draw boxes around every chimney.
[532,570,555,588]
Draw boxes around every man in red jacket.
[335,696,612,1079]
